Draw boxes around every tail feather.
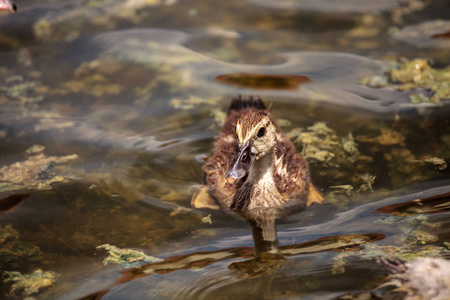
[227,95,266,115]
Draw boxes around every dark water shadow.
[0,193,30,212]
[215,73,311,90]
[80,229,384,299]
[374,191,450,216]
[432,31,450,39]
[48,181,450,300]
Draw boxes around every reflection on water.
[249,0,416,13]
[91,29,409,112]
[0,0,450,299]
[215,73,311,90]
[0,193,29,212]
[392,20,450,50]
[97,231,384,299]
[59,184,448,299]
[433,31,450,39]
[375,191,450,216]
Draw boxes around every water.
[0,0,449,299]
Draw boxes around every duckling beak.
[225,140,256,184]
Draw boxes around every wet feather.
[192,95,323,220]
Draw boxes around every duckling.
[0,0,16,13]
[192,96,323,230]
[377,257,450,300]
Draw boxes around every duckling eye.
[257,127,266,138]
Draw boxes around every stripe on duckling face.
[236,111,269,145]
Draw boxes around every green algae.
[169,206,193,216]
[28,0,171,44]
[132,61,195,105]
[33,20,53,41]
[329,185,354,195]
[97,244,163,267]
[444,242,450,250]
[0,5,446,298]
[0,225,48,297]
[210,108,227,128]
[356,128,406,146]
[357,173,376,192]
[61,55,124,98]
[358,243,445,261]
[389,59,450,102]
[0,75,46,103]
[286,122,381,206]
[170,95,220,110]
[4,269,57,298]
[409,156,447,170]
[405,230,439,245]
[375,214,441,229]
[284,111,449,209]
[359,58,450,106]
[0,225,41,270]
[333,213,447,275]
[201,214,212,225]
[287,122,358,166]
[341,132,358,163]
[170,95,225,126]
[0,145,78,193]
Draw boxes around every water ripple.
[88,28,410,113]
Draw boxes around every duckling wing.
[200,133,239,209]
[274,134,323,207]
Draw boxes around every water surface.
[0,0,449,299]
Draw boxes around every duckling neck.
[232,148,284,211]
[248,149,276,185]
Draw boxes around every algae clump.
[0,145,78,193]
[0,224,41,270]
[4,269,56,297]
[329,185,354,195]
[359,58,450,106]
[201,214,212,225]
[333,213,446,275]
[358,173,376,192]
[342,132,358,162]
[288,122,358,165]
[409,156,447,170]
[97,244,163,267]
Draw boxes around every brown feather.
[196,96,323,215]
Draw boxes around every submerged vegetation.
[4,269,57,298]
[0,225,41,270]
[0,145,77,193]
[0,225,48,298]
[97,244,163,267]
[333,213,448,275]
[287,122,356,164]
[0,0,449,298]
[359,58,450,108]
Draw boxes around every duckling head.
[225,111,277,184]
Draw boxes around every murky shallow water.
[0,0,449,299]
